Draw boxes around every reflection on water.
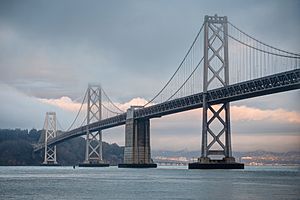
[0,166,299,200]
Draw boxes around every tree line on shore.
[0,129,124,166]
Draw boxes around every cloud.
[37,95,151,114]
[115,97,149,111]
[231,105,300,124]
[150,104,300,129]
[35,95,300,129]
[37,96,150,115]
[38,96,83,112]
[0,83,52,129]
[0,0,299,101]
[149,103,300,151]
[0,83,81,130]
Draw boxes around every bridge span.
[37,15,300,169]
[34,69,300,151]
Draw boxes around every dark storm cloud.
[1,0,299,100]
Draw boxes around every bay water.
[0,166,299,200]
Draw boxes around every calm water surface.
[0,165,299,200]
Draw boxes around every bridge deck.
[34,69,300,151]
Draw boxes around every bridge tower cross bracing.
[43,112,58,165]
[84,84,104,164]
[200,15,236,163]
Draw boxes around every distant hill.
[0,129,124,166]
[2,129,298,166]
[152,149,300,165]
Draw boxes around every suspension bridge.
[34,15,300,169]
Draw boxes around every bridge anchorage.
[41,112,60,166]
[79,85,109,167]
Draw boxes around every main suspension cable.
[102,103,123,115]
[66,89,88,132]
[166,57,204,101]
[101,88,124,113]
[228,21,300,57]
[212,24,300,59]
[143,23,205,107]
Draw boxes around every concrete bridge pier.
[118,107,157,168]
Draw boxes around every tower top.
[204,14,227,23]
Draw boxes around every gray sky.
[0,0,299,152]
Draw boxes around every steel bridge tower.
[42,112,58,165]
[80,84,109,167]
[190,15,243,169]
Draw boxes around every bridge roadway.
[34,69,300,151]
